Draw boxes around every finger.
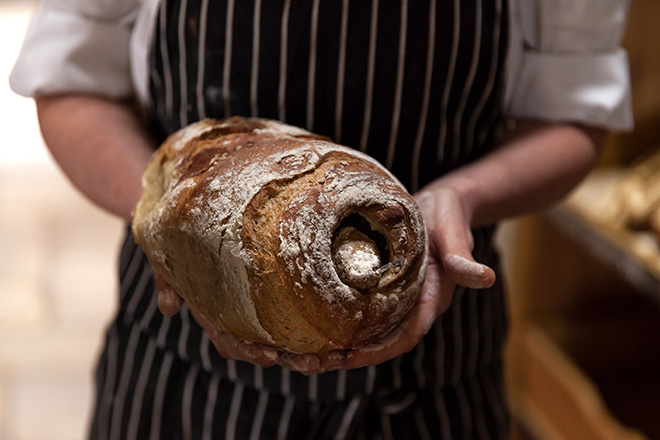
[443,253,496,289]
[157,289,184,316]
[422,260,454,318]
[229,338,279,368]
[188,306,279,367]
[209,329,279,368]
[422,190,496,289]
[277,352,321,375]
[153,271,184,315]
[318,350,349,372]
[344,323,417,369]
[343,285,440,369]
[416,188,475,260]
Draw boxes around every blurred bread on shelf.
[606,148,660,234]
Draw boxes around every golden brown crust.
[133,117,427,354]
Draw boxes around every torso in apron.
[119,0,509,401]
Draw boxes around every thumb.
[153,269,184,315]
[443,253,495,289]
[438,218,495,289]
[418,187,495,290]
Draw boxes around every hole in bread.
[334,213,390,263]
[331,212,393,290]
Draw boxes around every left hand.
[328,185,496,370]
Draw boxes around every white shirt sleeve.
[12,0,635,132]
[505,0,634,131]
[9,0,141,99]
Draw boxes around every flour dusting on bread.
[133,117,427,354]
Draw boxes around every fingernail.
[262,347,278,361]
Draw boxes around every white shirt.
[10,0,634,131]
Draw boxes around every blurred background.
[2,0,660,439]
[1,1,123,439]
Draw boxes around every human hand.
[153,270,283,368]
[413,186,496,293]
[321,186,496,370]
[152,186,495,373]
[153,270,349,374]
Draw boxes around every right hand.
[315,186,497,370]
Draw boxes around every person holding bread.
[11,0,632,438]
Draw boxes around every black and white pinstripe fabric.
[89,1,509,438]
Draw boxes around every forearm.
[423,121,607,226]
[36,94,155,222]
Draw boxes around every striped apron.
[89,1,509,438]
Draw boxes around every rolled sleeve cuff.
[9,7,134,99]
[507,48,634,131]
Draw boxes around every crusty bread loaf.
[606,148,660,238]
[132,117,427,354]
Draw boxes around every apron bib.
[91,1,510,438]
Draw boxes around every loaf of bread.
[132,117,427,354]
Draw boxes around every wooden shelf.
[545,170,660,306]
[509,323,648,440]
[510,292,660,440]
[506,170,660,440]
